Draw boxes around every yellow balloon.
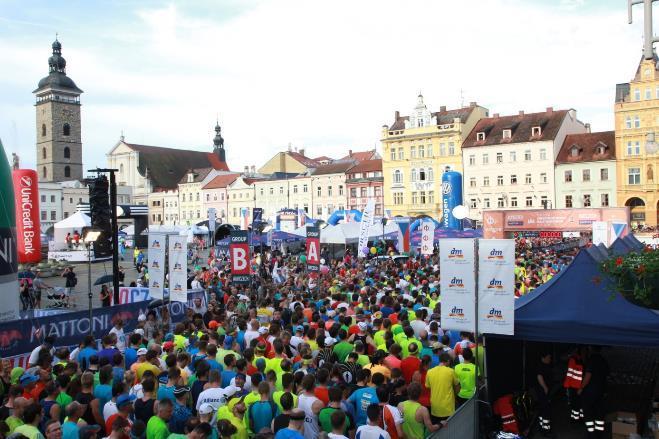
[370,247,377,254]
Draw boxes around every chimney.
[395,111,400,119]
[440,105,446,112]
[348,149,353,157]
[518,110,525,116]
[299,148,305,156]
[493,113,500,118]
[251,165,256,174]
[469,101,477,107]
[585,123,591,133]
[244,166,249,175]
[287,142,292,152]
[546,107,553,113]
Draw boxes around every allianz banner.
[439,239,476,333]
[477,239,515,335]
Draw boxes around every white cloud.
[0,0,648,173]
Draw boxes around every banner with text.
[477,239,515,335]
[230,230,251,284]
[306,226,320,272]
[168,235,188,302]
[147,234,166,300]
[357,198,375,258]
[420,221,435,255]
[439,239,476,332]
[592,221,608,246]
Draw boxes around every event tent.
[508,246,659,347]
[53,212,91,243]
[318,222,400,245]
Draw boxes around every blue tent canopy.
[623,234,645,251]
[507,246,659,347]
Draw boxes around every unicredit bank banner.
[306,226,320,272]
[230,230,250,284]
[12,170,41,263]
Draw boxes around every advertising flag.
[208,208,216,245]
[477,239,515,335]
[168,235,188,302]
[592,221,608,246]
[240,207,249,230]
[439,239,476,332]
[229,230,251,284]
[306,226,320,272]
[252,208,263,226]
[393,217,411,253]
[147,234,165,300]
[357,198,375,258]
[610,222,627,242]
[12,169,41,263]
[420,220,435,255]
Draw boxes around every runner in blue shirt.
[347,370,379,426]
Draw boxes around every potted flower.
[601,247,659,309]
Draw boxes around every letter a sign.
[229,230,251,284]
[306,226,320,272]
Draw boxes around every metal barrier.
[428,397,476,439]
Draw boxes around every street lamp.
[83,228,102,335]
[381,218,388,256]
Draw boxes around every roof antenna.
[460,88,465,107]
[120,129,125,142]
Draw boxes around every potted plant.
[601,247,659,309]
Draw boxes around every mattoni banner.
[147,233,165,300]
[477,239,515,335]
[12,169,41,263]
[357,198,375,258]
[230,230,250,284]
[306,226,320,272]
[420,220,435,255]
[168,235,188,302]
[439,238,476,332]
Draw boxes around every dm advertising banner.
[477,239,515,335]
[439,238,476,332]
[147,234,166,300]
[12,169,41,263]
[168,235,188,302]
[357,198,375,258]
[229,230,251,284]
[420,220,435,255]
[306,226,320,272]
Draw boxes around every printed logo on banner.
[448,277,465,288]
[168,235,188,302]
[306,227,320,272]
[151,239,161,248]
[448,306,465,318]
[478,239,515,335]
[487,278,504,290]
[448,248,464,259]
[486,308,504,320]
[440,239,476,333]
[487,249,504,260]
[230,230,251,284]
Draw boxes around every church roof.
[34,38,83,94]
[123,142,229,190]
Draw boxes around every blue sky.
[0,0,653,172]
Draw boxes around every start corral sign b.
[229,230,251,284]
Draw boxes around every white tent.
[53,212,91,243]
[320,222,399,245]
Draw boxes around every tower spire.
[213,119,225,162]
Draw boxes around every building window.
[410,146,416,159]
[496,152,503,163]
[511,197,518,207]
[502,129,512,139]
[484,198,490,208]
[634,115,640,128]
[600,168,608,181]
[656,86,659,98]
[42,124,48,137]
[628,167,641,185]
[411,192,418,204]
[583,194,591,207]
[196,193,200,201]
[482,154,489,165]
[50,195,55,202]
[420,191,426,204]
[393,192,403,205]
[525,173,532,184]
[64,166,70,178]
[510,151,516,162]
[565,170,572,182]
[470,198,477,208]
[524,150,531,161]
[427,168,434,181]
[625,116,632,129]
[525,196,533,207]
[634,89,641,100]
[532,126,542,136]
[375,186,382,197]
[41,211,47,221]
[439,143,446,156]
[233,208,237,217]
[469,155,475,166]
[541,196,548,208]
[582,169,591,182]
[291,185,297,194]
[42,147,47,159]
[393,170,402,184]
[360,187,367,197]
[411,169,418,181]
[350,187,357,197]
[317,186,322,196]
[63,123,70,136]
[448,142,455,155]
[428,191,434,204]
[469,177,477,187]
[390,148,396,161]
[206,194,210,201]
[418,145,425,158]
[510,174,517,184]
[540,172,547,183]
[483,176,490,186]
[646,88,652,99]
[41,195,46,202]
[601,193,609,206]
[477,132,486,141]
[497,175,503,186]
[339,185,344,196]
[497,197,504,208]
[540,149,547,160]
[627,141,641,156]
[398,148,404,160]
[427,144,433,157]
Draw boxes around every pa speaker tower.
[88,175,112,257]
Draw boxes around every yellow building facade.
[614,58,659,226]
[381,94,488,217]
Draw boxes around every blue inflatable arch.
[409,216,441,233]
[327,209,363,225]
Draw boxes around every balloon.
[370,247,377,255]
[320,265,329,274]
[362,247,369,255]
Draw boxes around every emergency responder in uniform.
[563,347,584,422]
[581,346,609,438]
[535,351,553,436]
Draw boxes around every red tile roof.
[202,173,240,190]
[288,152,320,167]
[463,109,571,148]
[313,155,333,162]
[178,167,214,184]
[311,161,356,175]
[389,106,477,130]
[347,159,382,174]
[341,150,378,162]
[556,131,616,164]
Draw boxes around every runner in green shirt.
[333,330,354,363]
[146,399,173,439]
[454,348,477,403]
[318,387,354,435]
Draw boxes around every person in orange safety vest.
[563,348,584,421]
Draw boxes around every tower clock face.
[60,108,75,118]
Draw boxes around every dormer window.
[595,142,607,155]
[532,126,541,136]
[570,145,580,157]
[502,129,512,139]
[476,132,485,141]
[187,173,194,183]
